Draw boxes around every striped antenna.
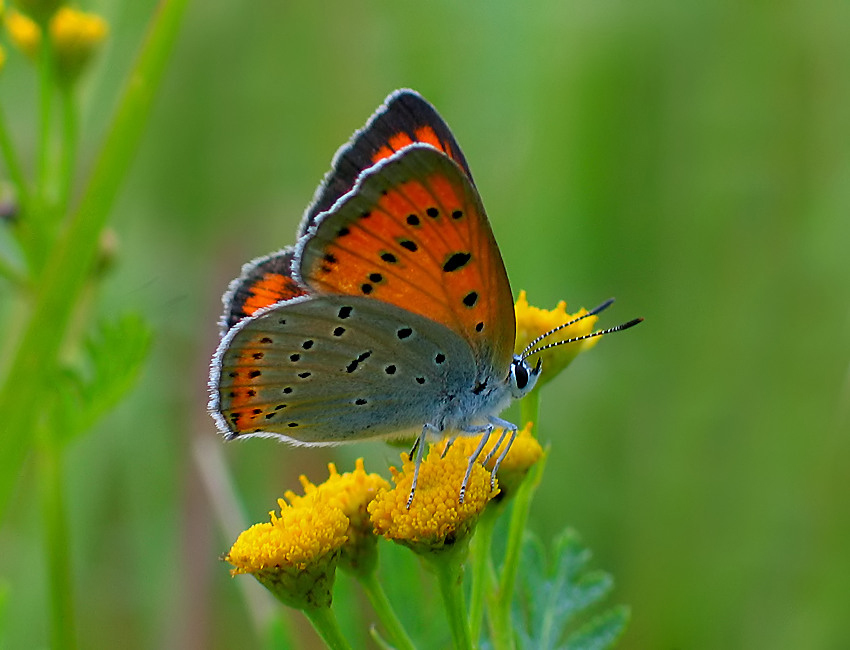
[519,297,616,359]
[521,317,643,361]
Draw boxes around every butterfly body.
[210,90,544,501]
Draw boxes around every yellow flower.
[224,491,348,609]
[49,7,107,84]
[368,444,496,557]
[285,458,389,576]
[442,422,542,502]
[5,9,40,60]
[514,290,599,388]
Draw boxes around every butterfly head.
[508,355,542,399]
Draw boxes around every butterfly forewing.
[298,145,516,371]
[301,89,474,234]
[212,295,477,441]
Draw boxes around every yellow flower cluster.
[4,9,39,59]
[514,290,599,388]
[3,5,107,83]
[285,459,389,576]
[368,443,497,556]
[50,6,107,83]
[0,1,6,72]
[225,490,348,608]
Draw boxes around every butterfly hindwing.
[301,89,474,235]
[297,145,516,372]
[211,294,477,441]
[220,247,307,333]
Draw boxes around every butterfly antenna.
[519,298,616,359]
[521,317,643,361]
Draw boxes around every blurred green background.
[1,0,849,647]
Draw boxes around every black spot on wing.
[442,252,471,273]
[346,350,372,373]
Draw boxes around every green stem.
[358,571,416,650]
[36,31,54,208]
[0,252,24,286]
[0,104,31,210]
[57,87,79,218]
[429,557,473,650]
[301,606,353,650]
[468,510,498,643]
[0,0,193,522]
[520,388,540,429]
[488,389,544,650]
[38,432,77,650]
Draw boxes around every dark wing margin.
[299,89,474,235]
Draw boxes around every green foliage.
[52,313,151,444]
[514,530,628,650]
[0,0,848,648]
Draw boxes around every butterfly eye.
[514,362,529,390]
[509,356,540,399]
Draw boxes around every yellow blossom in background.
[285,458,389,576]
[369,444,496,557]
[224,491,348,609]
[5,9,40,60]
[49,6,107,85]
[443,422,542,502]
[514,290,599,389]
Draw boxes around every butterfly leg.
[481,427,510,466]
[458,424,494,504]
[407,436,420,461]
[407,423,441,509]
[485,416,519,490]
[441,436,457,458]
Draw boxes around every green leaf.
[513,529,629,650]
[51,313,151,443]
[565,606,630,650]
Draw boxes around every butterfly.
[209,89,638,505]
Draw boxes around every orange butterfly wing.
[300,89,474,235]
[221,90,468,335]
[297,145,515,369]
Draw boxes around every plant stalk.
[38,431,77,650]
[0,0,193,522]
[358,570,416,650]
[301,606,354,650]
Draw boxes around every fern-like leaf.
[52,313,151,443]
[513,528,629,650]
